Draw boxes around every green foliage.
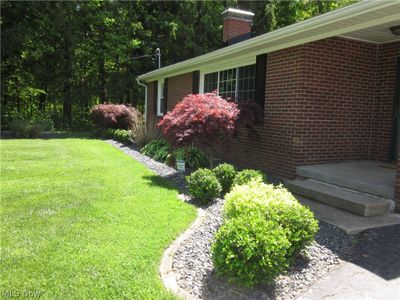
[140,139,170,162]
[232,169,266,187]
[173,146,208,169]
[213,163,237,195]
[186,168,221,204]
[112,129,131,144]
[212,215,290,287]
[130,115,161,148]
[9,119,47,138]
[224,181,319,259]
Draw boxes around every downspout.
[136,78,148,124]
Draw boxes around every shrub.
[90,104,140,130]
[186,168,221,204]
[232,169,266,187]
[130,114,161,148]
[112,129,131,144]
[236,101,263,129]
[140,139,170,161]
[10,119,30,138]
[224,181,319,259]
[213,163,236,195]
[212,215,290,287]
[173,146,208,169]
[158,93,239,167]
[10,119,46,138]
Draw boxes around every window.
[237,65,256,102]
[219,68,237,100]
[204,72,218,93]
[157,79,164,116]
[203,64,256,102]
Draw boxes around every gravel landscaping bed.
[173,198,357,300]
[107,139,358,300]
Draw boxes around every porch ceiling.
[341,20,400,44]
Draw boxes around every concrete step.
[285,179,393,217]
[296,163,394,199]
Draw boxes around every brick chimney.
[222,8,254,45]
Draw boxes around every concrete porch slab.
[296,161,396,199]
[297,196,400,235]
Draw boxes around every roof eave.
[137,0,399,82]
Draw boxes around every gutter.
[136,78,148,124]
[137,0,399,82]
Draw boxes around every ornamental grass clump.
[186,168,221,204]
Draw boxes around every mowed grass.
[0,138,196,299]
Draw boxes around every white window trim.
[157,79,164,116]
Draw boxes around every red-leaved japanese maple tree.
[158,93,239,167]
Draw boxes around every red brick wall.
[292,38,378,166]
[371,42,400,161]
[223,18,251,43]
[146,37,399,180]
[227,37,399,178]
[226,46,304,178]
[146,81,156,121]
[167,72,193,111]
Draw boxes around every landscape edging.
[159,207,206,300]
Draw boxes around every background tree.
[1,0,357,130]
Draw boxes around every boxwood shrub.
[212,215,290,287]
[224,180,319,259]
[232,169,266,187]
[186,168,221,204]
[112,129,131,144]
[213,163,236,195]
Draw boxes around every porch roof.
[137,0,400,82]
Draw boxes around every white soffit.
[340,20,400,44]
[138,0,400,82]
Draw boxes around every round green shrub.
[212,215,290,287]
[224,181,319,259]
[232,169,266,187]
[186,168,221,204]
[213,163,236,195]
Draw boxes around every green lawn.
[0,138,196,299]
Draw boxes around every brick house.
[138,1,400,216]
